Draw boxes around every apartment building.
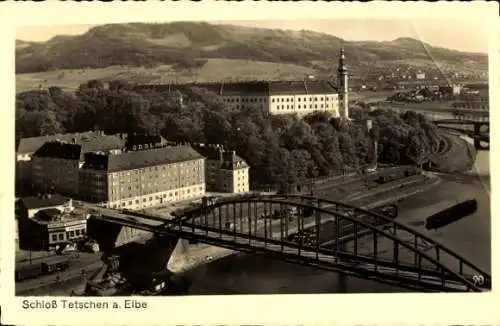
[191,143,250,194]
[79,145,206,210]
[30,135,126,196]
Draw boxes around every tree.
[406,129,432,170]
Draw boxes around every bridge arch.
[170,195,488,292]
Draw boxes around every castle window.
[298,98,301,102]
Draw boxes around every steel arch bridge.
[92,194,491,293]
[434,119,489,149]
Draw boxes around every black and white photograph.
[12,14,492,299]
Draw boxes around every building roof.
[35,210,87,226]
[20,194,69,210]
[125,134,168,150]
[188,143,249,169]
[268,80,337,96]
[82,145,205,172]
[80,135,126,156]
[220,151,249,170]
[17,131,99,155]
[33,141,82,160]
[35,208,62,221]
[190,143,224,160]
[32,134,126,161]
[135,80,338,97]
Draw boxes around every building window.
[70,231,75,237]
[51,234,57,242]
[59,234,64,241]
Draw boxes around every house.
[17,193,86,251]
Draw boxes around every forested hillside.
[16,22,487,74]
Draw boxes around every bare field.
[16,59,317,93]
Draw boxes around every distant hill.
[16,22,487,75]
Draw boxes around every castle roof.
[135,80,338,97]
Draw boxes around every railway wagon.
[15,257,70,282]
[371,165,420,184]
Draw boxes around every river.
[184,150,491,294]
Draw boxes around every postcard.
[0,1,498,325]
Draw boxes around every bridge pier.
[87,217,186,279]
[166,238,190,272]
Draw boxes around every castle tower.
[337,47,349,119]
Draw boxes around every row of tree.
[16,80,440,189]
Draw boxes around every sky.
[16,19,489,53]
